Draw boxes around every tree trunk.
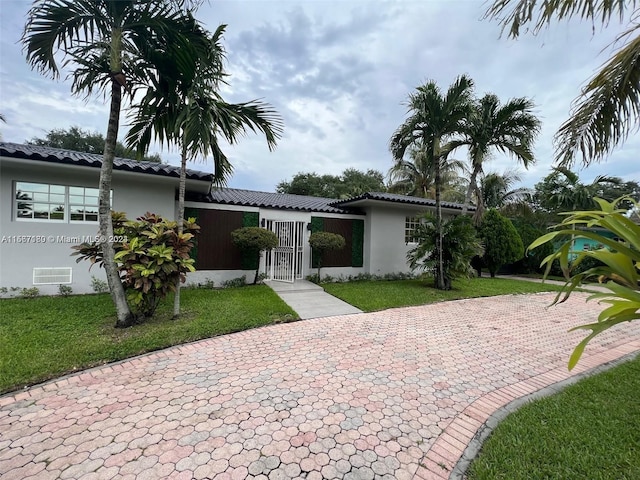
[434,139,446,290]
[102,80,134,328]
[462,162,481,215]
[173,142,188,319]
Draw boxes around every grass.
[0,286,296,394]
[322,277,565,312]
[467,354,640,480]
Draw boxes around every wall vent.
[33,267,72,285]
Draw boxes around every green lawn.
[0,286,296,394]
[322,277,565,312]
[467,354,640,480]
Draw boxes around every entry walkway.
[267,279,363,319]
[1,293,639,479]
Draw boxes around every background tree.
[309,232,345,281]
[480,170,532,210]
[276,168,386,198]
[485,1,640,166]
[28,126,162,162]
[390,75,475,289]
[231,227,278,284]
[534,167,624,214]
[387,141,466,201]
[407,214,483,290]
[453,93,540,216]
[23,0,212,327]
[126,24,282,317]
[478,208,524,277]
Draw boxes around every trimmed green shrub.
[231,227,278,284]
[309,232,346,279]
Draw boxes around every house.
[0,142,471,294]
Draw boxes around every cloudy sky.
[1,0,638,193]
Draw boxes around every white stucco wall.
[0,158,193,295]
[363,204,461,276]
[364,206,416,275]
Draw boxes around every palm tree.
[454,94,540,216]
[390,75,475,289]
[126,25,283,318]
[387,141,467,201]
[534,166,622,213]
[479,169,532,210]
[485,1,640,166]
[22,0,211,327]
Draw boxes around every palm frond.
[555,30,640,165]
[484,0,634,39]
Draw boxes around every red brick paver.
[1,292,639,479]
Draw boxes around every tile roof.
[206,188,364,215]
[0,142,213,182]
[331,191,473,211]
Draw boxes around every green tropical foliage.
[453,93,540,216]
[407,214,483,290]
[485,0,640,166]
[309,232,346,279]
[125,23,282,317]
[529,197,640,369]
[22,0,213,327]
[387,140,466,202]
[534,166,624,214]
[478,209,524,277]
[231,227,278,285]
[480,170,532,210]
[510,217,555,274]
[28,126,162,162]
[72,212,198,322]
[390,75,475,289]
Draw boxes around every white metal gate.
[265,220,305,282]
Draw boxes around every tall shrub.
[478,209,524,277]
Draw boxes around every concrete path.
[267,280,363,319]
[1,293,639,480]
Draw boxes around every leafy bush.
[221,276,247,288]
[231,227,278,284]
[510,218,555,273]
[407,214,483,290]
[90,276,109,293]
[58,285,73,296]
[478,209,524,277]
[309,232,346,279]
[529,197,640,369]
[20,287,40,298]
[73,212,198,319]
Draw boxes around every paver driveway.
[2,292,640,480]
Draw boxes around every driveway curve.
[1,292,640,480]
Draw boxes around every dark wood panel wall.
[195,209,244,270]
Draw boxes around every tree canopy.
[28,126,163,162]
[276,168,386,199]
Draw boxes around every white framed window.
[405,216,422,244]
[15,181,107,223]
[33,267,73,285]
